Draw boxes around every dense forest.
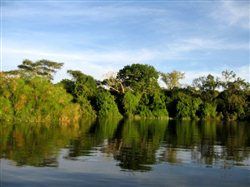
[0,59,249,123]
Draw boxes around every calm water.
[0,119,250,187]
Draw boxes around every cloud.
[3,3,167,23]
[3,33,249,82]
[3,47,158,81]
[178,38,249,51]
[1,46,169,83]
[211,1,250,29]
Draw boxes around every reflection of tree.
[113,119,168,171]
[162,120,250,168]
[0,122,79,167]
[66,119,98,158]
[163,120,201,164]
[1,119,249,170]
[67,118,120,158]
[199,120,217,165]
[217,122,250,166]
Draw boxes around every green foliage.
[76,96,96,118]
[0,96,13,121]
[192,75,220,102]
[170,92,202,119]
[94,89,122,119]
[198,102,217,119]
[161,70,184,89]
[117,63,160,92]
[66,70,97,99]
[217,91,246,121]
[150,92,168,118]
[136,92,168,118]
[123,91,141,117]
[216,74,249,121]
[1,61,249,122]
[60,70,97,119]
[193,74,219,91]
[8,59,63,80]
[0,74,80,123]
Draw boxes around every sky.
[1,0,250,84]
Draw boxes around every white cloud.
[3,3,167,22]
[3,35,249,83]
[3,47,158,81]
[212,1,250,29]
[174,37,249,51]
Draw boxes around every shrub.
[94,90,122,119]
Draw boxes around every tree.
[217,77,249,120]
[102,72,125,94]
[94,89,122,119]
[136,92,168,118]
[66,70,97,99]
[60,70,97,118]
[161,70,184,89]
[167,91,201,119]
[197,103,217,119]
[117,64,160,93]
[0,75,80,123]
[193,74,219,91]
[123,91,141,117]
[192,74,220,102]
[221,70,236,88]
[17,59,63,80]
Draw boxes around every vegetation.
[1,60,249,122]
[0,75,80,123]
[93,90,122,119]
[161,70,185,90]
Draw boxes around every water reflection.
[0,121,79,167]
[113,120,168,171]
[0,119,249,171]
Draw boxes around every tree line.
[0,59,249,123]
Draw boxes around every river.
[1,119,249,186]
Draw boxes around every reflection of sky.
[2,156,250,187]
[2,1,250,84]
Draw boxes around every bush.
[76,96,96,118]
[136,92,168,119]
[198,102,217,119]
[171,92,202,119]
[94,89,122,119]
[0,75,81,123]
[123,91,141,117]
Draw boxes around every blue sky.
[2,0,250,83]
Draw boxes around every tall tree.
[102,72,125,94]
[117,64,160,93]
[216,70,249,120]
[17,59,63,80]
[192,74,219,91]
[66,70,97,99]
[161,70,184,90]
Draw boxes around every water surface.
[1,119,249,186]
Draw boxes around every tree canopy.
[117,64,160,93]
[14,59,63,80]
[161,70,185,90]
[1,61,249,122]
